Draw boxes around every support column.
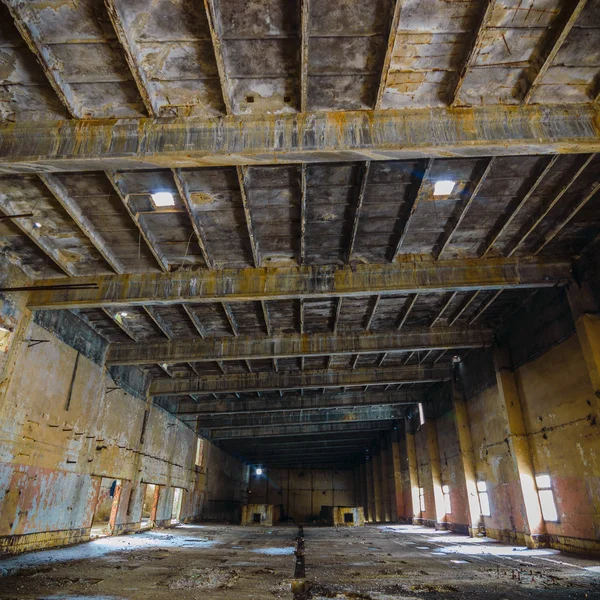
[390,427,405,521]
[354,465,361,508]
[567,281,600,394]
[372,446,383,522]
[366,456,375,522]
[405,417,420,523]
[359,462,367,517]
[494,345,546,547]
[451,372,482,536]
[423,414,446,528]
[379,438,392,522]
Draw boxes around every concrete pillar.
[423,416,446,528]
[379,440,391,522]
[354,466,361,508]
[390,428,405,521]
[494,345,546,547]
[359,462,367,516]
[405,418,420,523]
[567,281,600,394]
[451,373,482,536]
[365,456,375,522]
[387,432,398,522]
[372,448,382,522]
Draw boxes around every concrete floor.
[1,524,599,599]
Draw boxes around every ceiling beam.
[173,170,216,269]
[237,166,260,267]
[38,174,126,275]
[433,158,495,259]
[519,0,589,104]
[451,0,496,106]
[375,0,404,109]
[1,105,599,174]
[204,0,232,114]
[534,182,600,256]
[0,204,73,277]
[104,0,155,116]
[221,435,377,451]
[26,257,571,310]
[348,162,371,261]
[480,156,559,257]
[150,364,449,396]
[209,420,395,440]
[299,0,310,112]
[105,172,169,272]
[3,0,78,117]
[172,388,422,415]
[506,154,596,257]
[392,158,434,258]
[193,405,405,429]
[106,326,491,366]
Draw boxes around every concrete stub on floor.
[320,506,365,526]
[241,504,280,526]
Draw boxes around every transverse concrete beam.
[150,364,449,397]
[172,389,420,415]
[27,257,571,310]
[107,326,491,366]
[0,105,599,173]
[209,420,396,440]
[193,405,405,429]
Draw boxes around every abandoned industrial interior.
[1,0,600,598]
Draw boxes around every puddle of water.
[416,546,431,550]
[585,566,600,573]
[41,597,122,600]
[432,544,559,557]
[252,547,295,556]
[451,560,470,564]
[0,531,217,577]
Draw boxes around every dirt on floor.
[0,523,599,599]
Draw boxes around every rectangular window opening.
[477,481,490,516]
[442,484,451,515]
[535,474,558,522]
[418,487,426,513]
[195,437,204,468]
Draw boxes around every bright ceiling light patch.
[433,180,455,196]
[151,191,175,207]
[255,468,263,475]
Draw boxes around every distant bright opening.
[477,481,491,516]
[535,474,558,522]
[442,484,452,515]
[33,222,42,229]
[151,192,175,207]
[255,468,263,476]
[119,311,128,317]
[419,487,426,513]
[433,180,455,196]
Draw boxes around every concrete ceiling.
[0,0,599,467]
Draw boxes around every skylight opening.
[151,192,175,207]
[433,180,455,196]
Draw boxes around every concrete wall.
[200,441,248,522]
[0,295,245,553]
[435,410,469,533]
[249,468,356,523]
[457,333,599,552]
